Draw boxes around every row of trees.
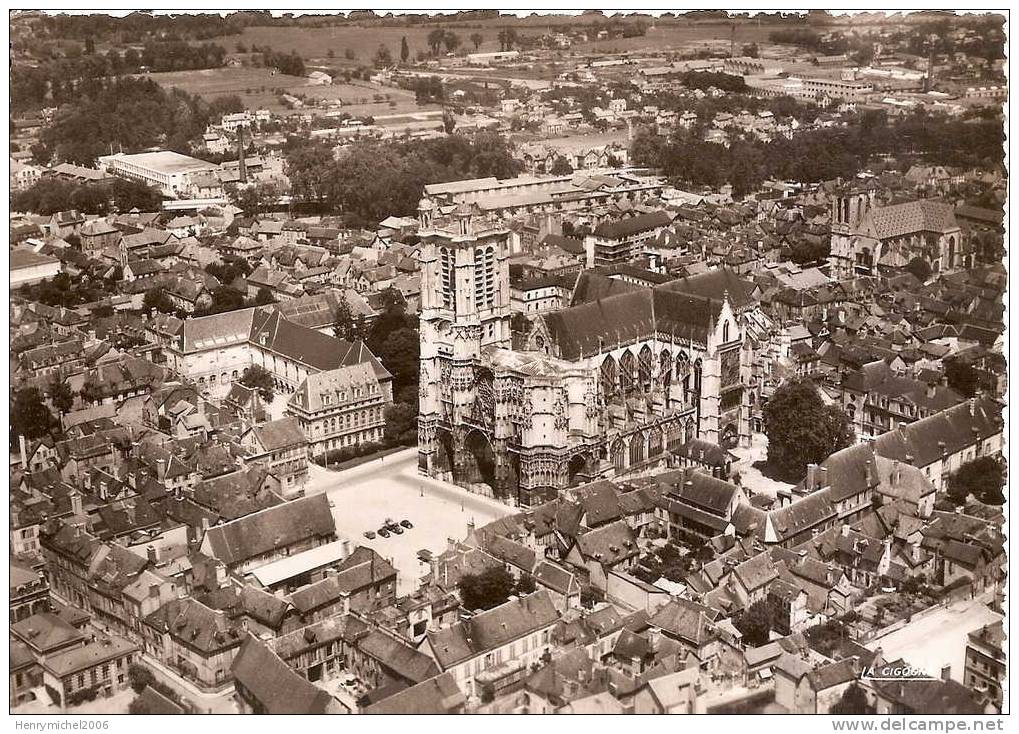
[285,132,521,227]
[12,177,163,216]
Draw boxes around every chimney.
[941,664,951,682]
[156,458,167,482]
[146,545,158,565]
[237,125,248,184]
[215,563,228,588]
[841,524,851,538]
[926,383,936,399]
[70,491,83,517]
[968,398,976,417]
[19,434,28,469]
[817,466,828,489]
[806,463,818,490]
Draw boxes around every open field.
[143,67,431,116]
[219,21,793,63]
[222,25,508,64]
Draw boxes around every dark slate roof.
[362,672,465,715]
[593,211,672,239]
[427,591,559,669]
[231,634,333,714]
[202,494,334,566]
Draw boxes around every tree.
[127,664,156,695]
[252,286,276,306]
[332,293,356,340]
[204,287,246,315]
[947,456,1005,506]
[733,599,774,647]
[470,33,484,51]
[904,256,933,283]
[427,28,446,56]
[229,182,277,217]
[443,32,461,55]
[239,365,275,401]
[49,378,74,415]
[400,36,410,64]
[383,402,418,446]
[497,28,518,52]
[944,358,979,398]
[550,156,574,175]
[515,574,536,595]
[763,378,854,482]
[459,566,516,611]
[831,684,874,715]
[442,109,456,136]
[11,388,55,445]
[374,44,393,69]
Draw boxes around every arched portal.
[567,452,594,487]
[434,427,456,475]
[462,430,497,487]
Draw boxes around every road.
[308,450,515,594]
[866,594,1001,683]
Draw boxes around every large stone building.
[417,198,754,507]
[828,192,964,280]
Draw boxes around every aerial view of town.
[7,8,1007,719]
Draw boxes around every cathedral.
[417,198,755,508]
[828,191,964,280]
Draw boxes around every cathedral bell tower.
[417,200,512,478]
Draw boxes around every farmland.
[143,67,434,117]
[217,20,793,63]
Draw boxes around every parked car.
[378,528,390,538]
[363,530,376,539]
[417,549,433,563]
[391,525,404,535]
[400,519,413,529]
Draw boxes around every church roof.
[862,199,958,240]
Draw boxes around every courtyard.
[308,449,515,594]
[866,593,1001,683]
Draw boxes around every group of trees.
[762,378,854,482]
[496,27,519,51]
[10,387,59,450]
[285,132,522,227]
[12,177,163,216]
[458,566,535,611]
[259,47,305,77]
[631,108,1004,199]
[12,40,227,112]
[947,456,1005,506]
[34,77,213,165]
[22,272,114,309]
[426,28,462,56]
[331,286,419,448]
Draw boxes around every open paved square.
[308,450,515,594]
